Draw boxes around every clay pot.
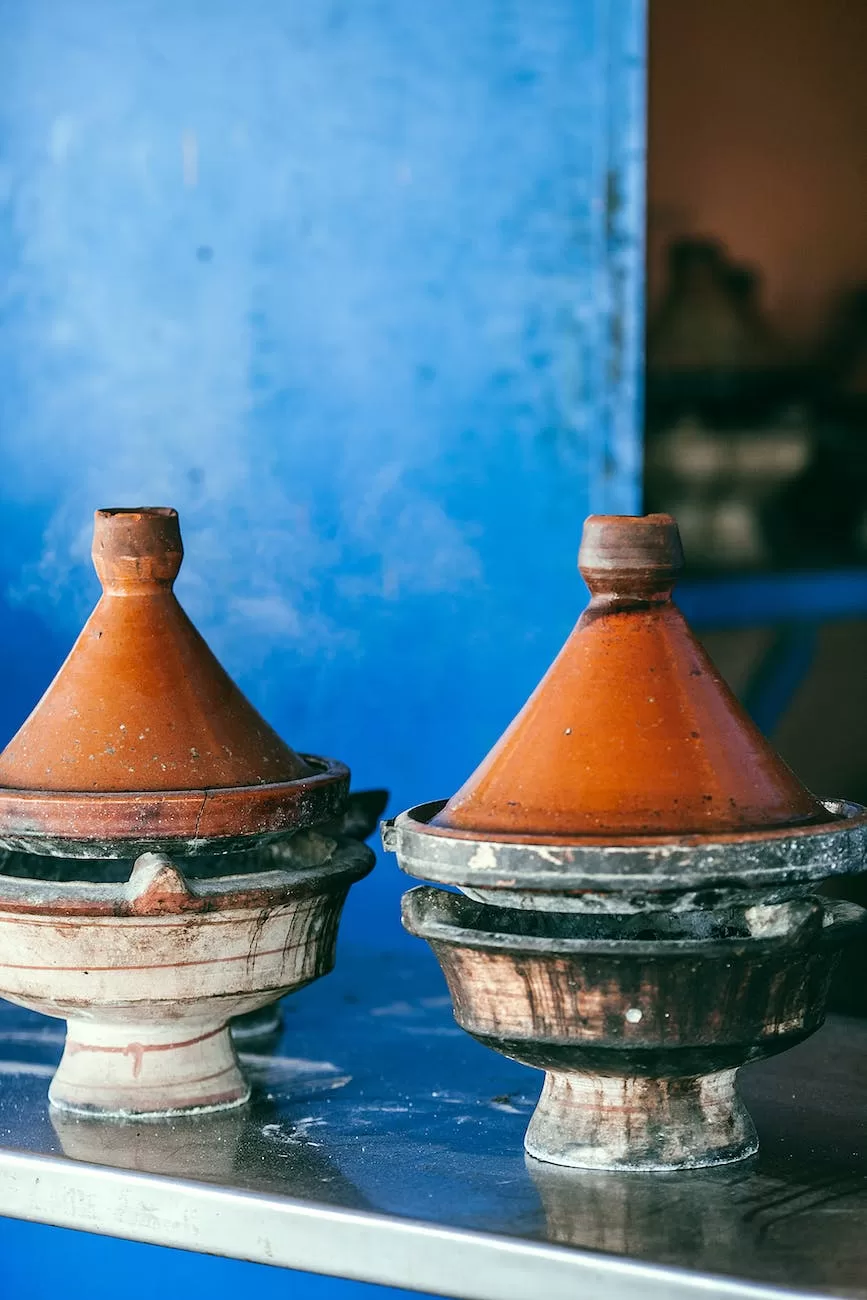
[0,508,348,853]
[384,511,867,1173]
[433,514,828,841]
[648,240,783,376]
[0,506,376,1118]
[0,833,371,1116]
[384,795,867,913]
[385,516,867,907]
[403,887,863,1171]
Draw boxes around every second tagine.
[384,513,867,1171]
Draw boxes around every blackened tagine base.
[402,886,864,1171]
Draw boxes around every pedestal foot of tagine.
[524,1069,757,1172]
[49,1017,250,1118]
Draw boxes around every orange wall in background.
[649,0,867,343]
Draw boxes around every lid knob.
[92,507,183,592]
[578,513,684,598]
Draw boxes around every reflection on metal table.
[0,945,865,1300]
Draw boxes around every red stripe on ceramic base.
[48,1017,250,1117]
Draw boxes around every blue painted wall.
[0,0,645,1292]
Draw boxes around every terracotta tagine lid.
[432,513,829,841]
[0,508,348,852]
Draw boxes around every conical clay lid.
[433,514,828,840]
[0,509,347,850]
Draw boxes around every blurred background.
[647,0,867,1019]
[647,0,867,811]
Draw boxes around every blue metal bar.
[678,570,867,630]
[741,625,819,736]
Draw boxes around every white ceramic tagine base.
[401,885,863,1171]
[48,1001,266,1117]
[0,838,370,1117]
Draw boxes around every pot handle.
[126,852,193,914]
[820,898,867,948]
[380,818,397,852]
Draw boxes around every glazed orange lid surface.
[0,509,348,849]
[432,514,828,841]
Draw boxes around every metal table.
[0,944,865,1300]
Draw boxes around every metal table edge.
[0,1147,821,1300]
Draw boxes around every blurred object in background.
[767,285,867,568]
[824,286,867,406]
[727,263,786,372]
[648,238,786,380]
[646,237,808,570]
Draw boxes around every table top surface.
[0,944,865,1300]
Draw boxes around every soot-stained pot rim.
[383,799,867,895]
[0,834,374,917]
[0,753,349,858]
[401,884,866,959]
